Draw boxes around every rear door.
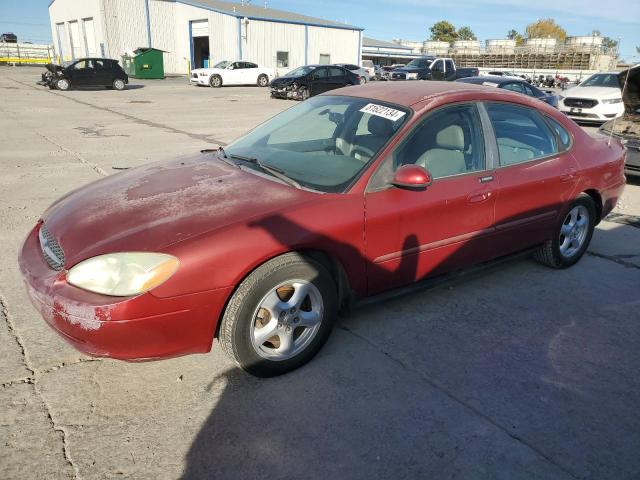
[327,67,347,90]
[241,62,259,84]
[92,59,112,85]
[485,102,579,254]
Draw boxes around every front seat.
[346,115,394,161]
[416,125,467,178]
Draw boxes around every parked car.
[19,81,626,377]
[380,65,398,81]
[487,70,522,80]
[455,67,479,80]
[391,57,457,81]
[269,65,359,100]
[0,32,17,43]
[373,64,386,81]
[456,75,558,107]
[38,58,128,91]
[599,64,640,177]
[362,59,375,79]
[334,63,369,84]
[190,60,274,88]
[559,72,624,123]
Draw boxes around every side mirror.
[391,164,432,190]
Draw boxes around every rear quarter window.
[545,117,572,152]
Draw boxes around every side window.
[72,60,90,69]
[311,68,328,80]
[394,104,485,179]
[502,82,525,94]
[244,62,258,69]
[94,59,105,69]
[231,62,243,69]
[445,60,454,72]
[524,85,536,97]
[329,67,344,78]
[431,60,444,72]
[486,103,558,166]
[276,51,289,68]
[545,117,572,152]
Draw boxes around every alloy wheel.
[250,280,323,361]
[559,205,589,258]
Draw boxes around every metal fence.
[0,42,55,65]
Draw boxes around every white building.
[48,0,363,75]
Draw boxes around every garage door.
[68,21,82,59]
[191,20,209,37]
[55,23,67,59]
[83,18,97,57]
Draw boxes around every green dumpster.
[121,48,166,79]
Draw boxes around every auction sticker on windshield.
[360,103,406,121]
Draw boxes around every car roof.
[332,80,501,107]
[457,75,524,86]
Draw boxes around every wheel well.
[582,189,603,224]
[213,249,352,338]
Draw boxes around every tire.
[299,87,309,101]
[359,77,366,85]
[534,194,596,268]
[219,252,338,377]
[112,78,126,91]
[257,74,269,87]
[209,75,222,88]
[55,78,70,91]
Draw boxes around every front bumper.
[625,144,640,177]
[270,85,302,100]
[560,100,624,122]
[19,223,232,361]
[189,74,209,86]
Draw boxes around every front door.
[67,59,95,86]
[364,103,498,294]
[225,62,244,85]
[430,59,445,81]
[309,67,329,95]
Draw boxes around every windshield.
[61,60,74,68]
[284,65,316,77]
[405,58,433,69]
[224,96,410,192]
[580,73,620,88]
[213,60,230,69]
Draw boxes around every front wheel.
[298,87,309,101]
[56,78,70,91]
[209,75,222,88]
[218,253,338,377]
[534,194,596,268]
[257,74,269,87]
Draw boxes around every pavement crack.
[586,250,640,270]
[0,295,80,479]
[339,324,582,480]
[10,77,227,146]
[36,131,109,177]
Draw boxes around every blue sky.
[1,0,638,61]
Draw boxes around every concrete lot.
[1,66,639,480]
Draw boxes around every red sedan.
[19,82,626,376]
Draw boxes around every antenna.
[608,66,631,147]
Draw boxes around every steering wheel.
[350,145,376,161]
[324,145,346,156]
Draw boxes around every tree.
[507,29,525,46]
[429,21,458,43]
[525,18,567,41]
[602,36,618,53]
[457,26,476,41]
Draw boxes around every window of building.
[319,54,331,65]
[276,51,289,68]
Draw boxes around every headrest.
[368,115,394,137]
[436,125,464,150]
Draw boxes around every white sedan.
[190,60,274,88]
[559,72,624,123]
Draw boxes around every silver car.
[334,63,369,84]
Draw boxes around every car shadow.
[181,213,640,479]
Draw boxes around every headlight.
[558,95,565,101]
[406,73,418,80]
[199,72,207,77]
[602,98,622,104]
[67,252,179,297]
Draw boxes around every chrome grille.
[564,97,598,109]
[39,224,65,270]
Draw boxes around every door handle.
[478,175,494,184]
[467,191,492,204]
[560,168,576,182]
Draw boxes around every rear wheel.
[55,78,70,91]
[112,78,126,91]
[218,253,338,377]
[209,75,222,88]
[534,194,596,268]
[359,76,367,85]
[257,74,269,87]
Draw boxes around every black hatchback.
[39,58,129,91]
[269,65,360,100]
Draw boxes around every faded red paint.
[19,82,626,361]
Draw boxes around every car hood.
[41,153,317,267]
[563,85,621,99]
[45,63,63,73]
[618,64,640,117]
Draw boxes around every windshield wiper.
[229,153,301,189]
[215,146,239,168]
